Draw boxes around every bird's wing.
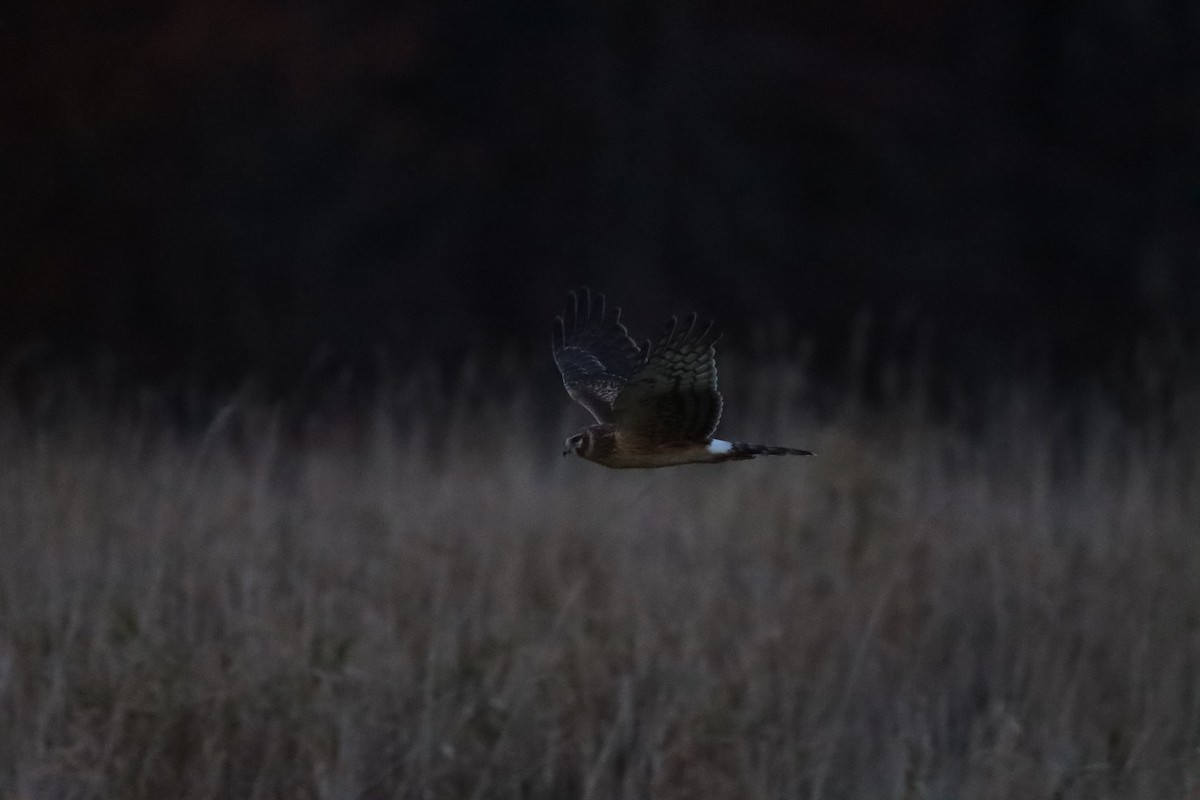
[610,312,723,444]
[552,288,643,423]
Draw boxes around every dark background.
[3,0,1198,392]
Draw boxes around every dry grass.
[1,356,1199,800]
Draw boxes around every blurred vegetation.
[1,351,1198,798]
[2,0,1197,386]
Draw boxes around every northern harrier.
[553,288,814,468]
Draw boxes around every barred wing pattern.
[552,288,642,423]
[611,313,723,444]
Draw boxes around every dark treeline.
[3,0,1197,391]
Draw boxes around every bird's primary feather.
[610,312,723,446]
[551,288,642,423]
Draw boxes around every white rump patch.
[708,439,734,454]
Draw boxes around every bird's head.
[563,430,588,458]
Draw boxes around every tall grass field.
[1,352,1198,799]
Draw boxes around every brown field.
[1,355,1199,799]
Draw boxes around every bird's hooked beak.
[562,444,572,457]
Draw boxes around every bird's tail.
[728,442,815,459]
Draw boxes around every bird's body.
[553,289,814,468]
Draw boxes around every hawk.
[552,288,815,468]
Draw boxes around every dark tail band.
[731,442,815,458]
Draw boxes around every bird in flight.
[552,288,814,468]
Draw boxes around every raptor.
[553,288,814,468]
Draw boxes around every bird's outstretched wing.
[552,288,643,423]
[611,313,722,444]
